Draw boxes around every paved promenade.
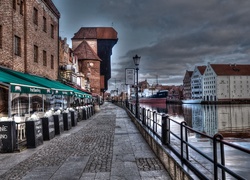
[0,102,171,180]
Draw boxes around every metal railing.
[121,101,250,180]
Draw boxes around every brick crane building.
[72,27,118,95]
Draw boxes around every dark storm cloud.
[52,0,250,86]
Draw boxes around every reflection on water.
[140,103,250,138]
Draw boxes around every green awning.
[0,67,74,95]
[0,70,51,94]
[0,67,91,98]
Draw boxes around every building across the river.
[183,63,250,103]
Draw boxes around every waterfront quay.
[0,102,171,180]
[125,101,250,179]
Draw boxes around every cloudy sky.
[52,0,250,91]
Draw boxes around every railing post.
[161,114,168,145]
[213,133,225,180]
[185,122,189,161]
[180,121,187,161]
[142,108,146,125]
[166,115,170,145]
[153,111,156,134]
[147,109,150,127]
[139,106,141,120]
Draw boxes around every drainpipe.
[8,85,11,118]
[57,20,60,80]
[23,0,27,72]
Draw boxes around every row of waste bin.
[0,105,94,153]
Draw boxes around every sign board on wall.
[125,68,135,85]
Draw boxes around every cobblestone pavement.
[0,102,171,180]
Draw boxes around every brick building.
[0,0,60,117]
[183,70,193,100]
[0,0,60,80]
[72,27,118,95]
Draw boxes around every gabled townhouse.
[73,40,101,94]
[183,70,193,100]
[191,66,206,99]
[203,63,250,102]
[58,38,87,92]
[168,85,183,101]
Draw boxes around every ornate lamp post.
[133,54,141,118]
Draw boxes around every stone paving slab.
[0,102,171,180]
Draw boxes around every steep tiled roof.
[211,64,250,75]
[73,40,101,61]
[72,27,118,40]
[197,66,207,75]
[187,70,193,77]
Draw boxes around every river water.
[140,102,250,178]
[140,102,250,139]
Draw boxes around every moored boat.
[139,97,167,103]
[138,90,168,103]
[182,99,202,104]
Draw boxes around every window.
[14,35,21,56]
[20,0,24,15]
[51,55,54,69]
[33,8,38,25]
[43,16,47,32]
[0,25,2,48]
[43,50,47,66]
[34,45,38,62]
[50,24,54,38]
[13,0,16,9]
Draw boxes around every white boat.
[182,99,202,104]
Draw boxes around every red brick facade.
[0,0,60,80]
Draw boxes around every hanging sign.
[125,68,135,85]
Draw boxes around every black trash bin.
[53,114,64,135]
[26,119,43,148]
[70,111,78,127]
[77,108,83,121]
[82,107,87,120]
[0,121,16,153]
[63,112,71,130]
[41,116,55,141]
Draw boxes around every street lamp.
[133,54,141,118]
